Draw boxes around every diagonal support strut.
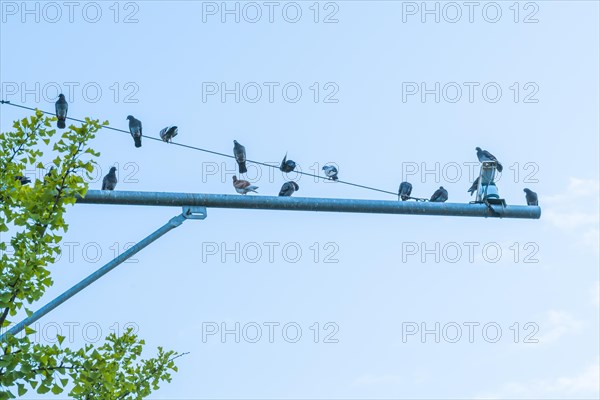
[1,207,207,340]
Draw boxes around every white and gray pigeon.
[232,175,257,194]
[430,186,448,202]
[280,153,297,173]
[279,181,299,197]
[398,181,413,201]
[55,94,68,129]
[101,167,118,190]
[523,188,538,206]
[468,177,480,196]
[322,165,338,181]
[476,147,503,172]
[233,140,247,174]
[126,115,142,148]
[159,126,178,143]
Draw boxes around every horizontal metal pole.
[77,190,541,219]
[1,213,188,340]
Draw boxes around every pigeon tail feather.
[239,163,247,174]
[57,120,66,129]
[134,136,142,148]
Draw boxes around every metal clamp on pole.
[183,206,207,220]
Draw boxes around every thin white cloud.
[537,310,584,345]
[476,360,600,399]
[544,178,600,206]
[542,178,599,253]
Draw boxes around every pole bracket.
[183,206,207,220]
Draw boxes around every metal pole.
[77,190,541,219]
[1,213,190,340]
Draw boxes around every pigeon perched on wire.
[467,177,480,196]
[233,140,247,174]
[101,167,117,190]
[476,147,503,172]
[55,94,68,129]
[14,176,31,185]
[279,181,299,197]
[126,115,142,148]
[430,186,448,202]
[159,126,178,143]
[523,188,538,206]
[280,153,296,173]
[322,165,338,181]
[398,181,413,201]
[232,175,258,194]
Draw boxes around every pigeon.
[14,176,31,185]
[233,140,247,174]
[126,115,142,148]
[280,153,296,173]
[232,175,258,194]
[55,94,68,129]
[523,188,538,206]
[45,167,55,179]
[476,147,503,172]
[398,181,413,201]
[430,186,448,202]
[467,177,480,196]
[101,167,118,190]
[159,126,178,143]
[322,165,338,181]
[279,181,299,197]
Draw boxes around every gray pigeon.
[398,181,412,201]
[280,153,296,173]
[126,115,142,148]
[322,165,338,181]
[15,176,31,185]
[101,167,117,190]
[279,181,299,197]
[430,186,448,202]
[55,94,68,129]
[523,188,538,206]
[159,126,178,143]
[476,147,503,172]
[468,177,480,196]
[233,140,247,174]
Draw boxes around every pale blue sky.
[1,1,599,398]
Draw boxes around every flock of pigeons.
[54,94,539,205]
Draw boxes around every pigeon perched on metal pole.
[279,181,299,197]
[101,167,118,190]
[398,181,413,201]
[476,147,503,172]
[232,175,258,194]
[467,177,480,196]
[430,186,448,202]
[126,115,143,148]
[280,153,296,173]
[322,165,338,181]
[233,140,247,174]
[55,94,68,129]
[159,126,178,143]
[523,188,538,206]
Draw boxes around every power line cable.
[1,100,399,196]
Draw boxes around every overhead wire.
[1,100,399,196]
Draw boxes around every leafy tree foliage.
[0,111,181,399]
